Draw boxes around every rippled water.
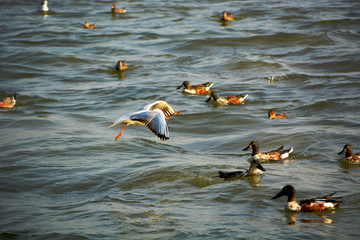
[1,0,360,239]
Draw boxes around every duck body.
[177,81,213,95]
[338,144,360,163]
[114,60,128,71]
[243,141,293,161]
[218,160,266,180]
[84,21,96,29]
[206,92,248,105]
[268,110,289,119]
[110,100,180,141]
[0,94,16,108]
[41,0,49,12]
[221,11,234,21]
[272,185,341,212]
[112,4,126,13]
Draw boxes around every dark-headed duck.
[177,81,213,95]
[218,160,266,180]
[206,92,248,105]
[243,141,293,162]
[272,185,341,212]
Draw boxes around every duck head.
[243,141,260,155]
[114,60,128,71]
[205,92,219,102]
[271,185,296,202]
[249,160,266,173]
[177,81,190,90]
[338,144,353,158]
[268,110,276,119]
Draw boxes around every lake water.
[1,0,360,239]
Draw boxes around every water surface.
[1,0,360,239]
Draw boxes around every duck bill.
[338,149,344,155]
[257,163,266,172]
[176,82,185,89]
[243,144,251,151]
[271,190,285,200]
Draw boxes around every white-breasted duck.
[338,144,360,164]
[218,160,266,180]
[243,141,293,161]
[177,81,213,95]
[272,185,341,212]
[206,92,248,105]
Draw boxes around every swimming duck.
[41,0,49,12]
[0,94,16,108]
[338,144,360,164]
[177,81,213,95]
[114,60,128,71]
[243,141,293,161]
[84,21,96,29]
[268,110,289,119]
[206,92,248,105]
[111,4,126,13]
[109,100,180,141]
[272,185,341,212]
[218,160,266,180]
[221,11,234,21]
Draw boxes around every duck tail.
[286,147,294,154]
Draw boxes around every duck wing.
[299,192,341,205]
[218,170,246,180]
[193,82,213,89]
[270,146,284,153]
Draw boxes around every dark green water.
[1,0,360,239]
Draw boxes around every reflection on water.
[338,159,360,171]
[113,70,126,79]
[244,175,263,187]
[217,174,264,187]
[286,211,337,226]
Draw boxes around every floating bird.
[114,60,128,71]
[268,110,289,119]
[0,94,16,108]
[84,21,96,29]
[110,100,180,141]
[206,92,248,105]
[243,141,293,161]
[221,11,234,21]
[111,4,126,13]
[177,81,213,95]
[41,0,49,12]
[218,160,266,180]
[338,144,360,164]
[272,185,341,212]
